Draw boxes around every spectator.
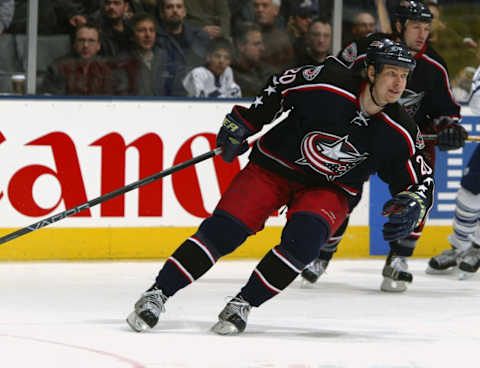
[39,24,116,95]
[286,0,315,61]
[91,0,134,57]
[351,11,377,40]
[231,22,273,97]
[183,37,241,98]
[120,12,182,96]
[253,0,294,72]
[281,0,319,22]
[155,0,209,95]
[0,0,13,34]
[183,0,231,40]
[295,17,331,66]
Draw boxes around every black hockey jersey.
[338,33,461,128]
[234,57,434,213]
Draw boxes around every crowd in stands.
[0,0,478,99]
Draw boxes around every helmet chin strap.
[369,78,386,108]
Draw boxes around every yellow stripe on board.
[0,226,451,261]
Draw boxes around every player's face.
[402,20,431,52]
[74,28,101,60]
[134,19,156,51]
[206,49,232,77]
[372,65,409,105]
[253,0,279,27]
[240,31,265,63]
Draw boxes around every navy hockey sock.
[155,212,251,297]
[155,236,218,297]
[240,214,329,306]
[239,246,303,307]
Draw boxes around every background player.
[302,1,467,287]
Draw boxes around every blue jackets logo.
[296,132,369,181]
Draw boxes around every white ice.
[1,259,479,368]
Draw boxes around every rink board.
[0,225,456,260]
[0,99,476,260]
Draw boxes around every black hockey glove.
[382,192,426,242]
[436,118,468,151]
[216,110,255,162]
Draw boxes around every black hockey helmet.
[394,1,434,25]
[365,38,416,74]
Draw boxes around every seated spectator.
[39,24,117,95]
[231,22,273,97]
[253,0,294,72]
[295,17,331,66]
[183,0,231,40]
[183,37,241,98]
[91,0,134,57]
[118,12,183,96]
[155,0,210,95]
[0,0,13,34]
[286,0,315,61]
[351,11,377,40]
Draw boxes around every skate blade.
[380,277,407,292]
[425,266,456,275]
[458,271,475,280]
[211,320,241,336]
[126,311,149,332]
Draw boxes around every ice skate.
[458,244,480,280]
[301,258,329,286]
[426,248,463,275]
[211,296,251,335]
[126,287,167,332]
[381,252,412,292]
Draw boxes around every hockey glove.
[435,117,468,151]
[382,191,426,242]
[216,110,255,162]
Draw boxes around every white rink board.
[0,99,370,228]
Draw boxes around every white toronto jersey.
[183,66,242,98]
[470,66,480,114]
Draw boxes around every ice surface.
[0,259,479,368]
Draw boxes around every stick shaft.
[422,134,480,142]
[0,147,222,245]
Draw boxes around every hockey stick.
[422,134,480,142]
[0,147,222,245]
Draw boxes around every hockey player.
[126,38,434,336]
[426,66,480,277]
[301,0,467,286]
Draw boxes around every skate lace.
[461,247,480,265]
[436,248,462,261]
[141,290,167,313]
[391,256,408,272]
[225,297,251,322]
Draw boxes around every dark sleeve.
[429,62,462,122]
[378,126,434,219]
[337,40,361,68]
